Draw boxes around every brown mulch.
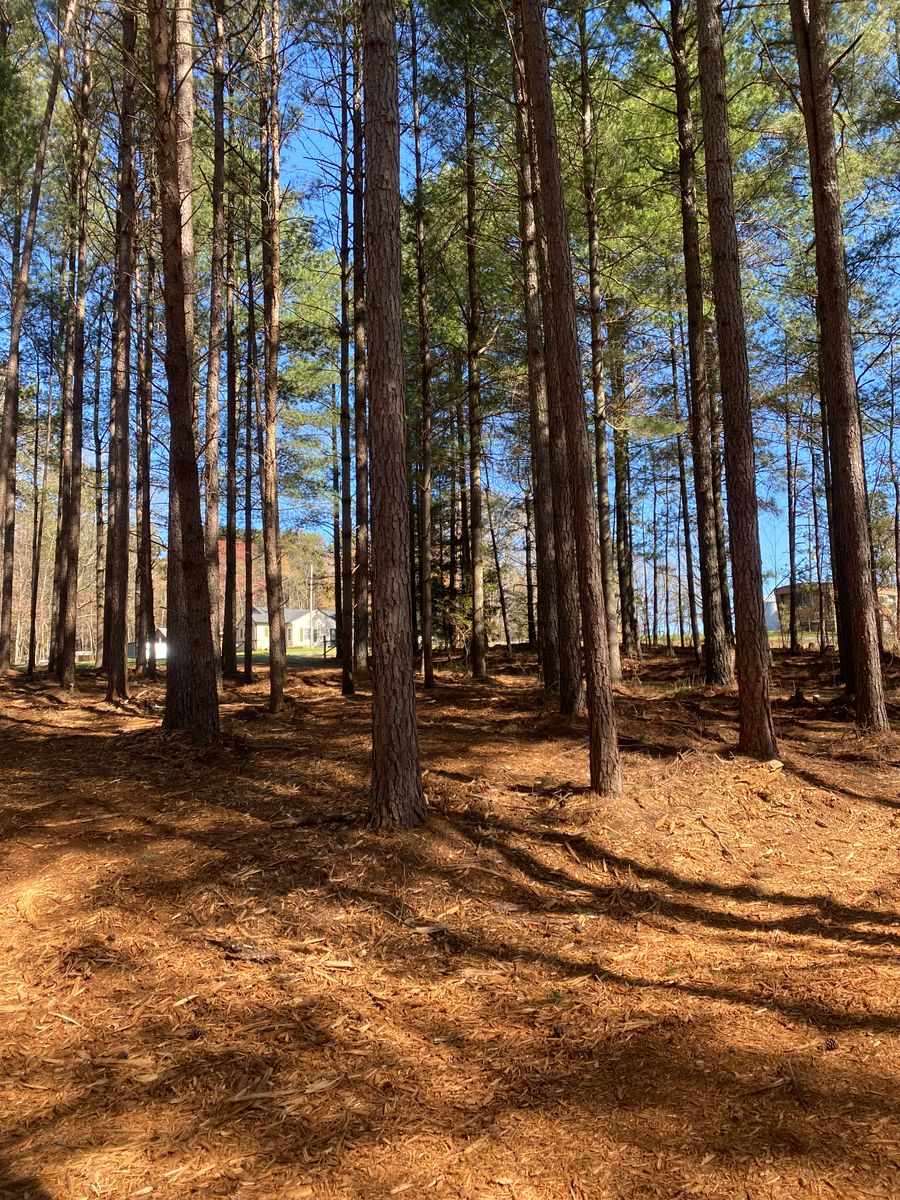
[0,648,897,1199]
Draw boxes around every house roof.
[246,607,336,625]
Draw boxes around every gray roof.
[247,607,336,625]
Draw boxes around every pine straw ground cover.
[0,650,897,1200]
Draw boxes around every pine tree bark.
[464,65,487,681]
[669,0,731,685]
[363,0,425,828]
[105,2,137,703]
[520,0,621,795]
[410,1,434,690]
[257,1,286,711]
[697,0,777,757]
[528,99,584,713]
[49,145,77,681]
[578,9,620,682]
[352,29,369,675]
[148,0,219,742]
[57,26,91,690]
[134,253,156,680]
[204,0,226,680]
[512,45,559,690]
[222,183,239,679]
[92,317,104,667]
[671,315,701,662]
[787,0,887,730]
[608,301,639,659]
[338,19,355,693]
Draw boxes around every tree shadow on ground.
[0,660,898,1195]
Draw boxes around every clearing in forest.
[0,650,897,1199]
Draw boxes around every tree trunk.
[93,316,104,667]
[148,0,220,743]
[788,0,887,730]
[243,284,255,683]
[578,8,620,682]
[527,89,584,714]
[337,17,355,692]
[486,467,511,654]
[608,301,639,659]
[671,314,701,661]
[0,0,80,671]
[512,50,559,690]
[57,28,91,689]
[28,364,54,677]
[786,398,800,653]
[520,0,621,796]
[697,0,777,757]
[257,1,286,711]
[363,0,425,828]
[135,252,156,680]
[669,0,732,686]
[105,2,137,703]
[525,491,536,648]
[411,1,434,690]
[352,27,369,675]
[222,184,239,678]
[464,65,487,681]
[204,0,226,680]
[49,147,77,681]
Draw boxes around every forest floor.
[0,648,897,1200]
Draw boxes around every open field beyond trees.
[0,650,897,1200]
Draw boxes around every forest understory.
[0,650,897,1200]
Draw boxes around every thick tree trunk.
[529,102,584,714]
[697,0,777,757]
[204,0,226,680]
[578,9,620,682]
[464,66,487,681]
[148,0,219,742]
[362,0,425,828]
[352,30,369,675]
[520,0,621,796]
[669,0,731,685]
[0,0,80,671]
[105,3,137,703]
[788,0,887,730]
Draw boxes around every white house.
[237,607,337,651]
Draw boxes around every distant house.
[237,607,337,651]
[127,628,168,662]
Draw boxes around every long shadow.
[447,811,900,932]
[781,754,900,811]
